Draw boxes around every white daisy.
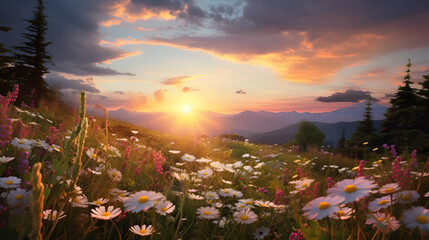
[233,209,258,224]
[129,225,154,236]
[219,188,233,197]
[368,196,393,211]
[89,198,109,206]
[197,206,220,220]
[0,156,14,164]
[70,195,89,208]
[402,206,429,232]
[91,206,121,220]
[329,207,353,220]
[366,212,400,233]
[290,178,314,191]
[7,188,30,210]
[124,190,164,213]
[197,168,213,178]
[10,138,32,151]
[302,195,345,220]
[395,190,420,204]
[379,183,400,195]
[107,168,122,182]
[182,154,196,162]
[196,158,212,163]
[86,148,98,159]
[254,200,275,208]
[254,226,269,239]
[155,200,175,215]
[43,210,66,221]
[188,193,205,200]
[327,177,377,204]
[0,176,21,189]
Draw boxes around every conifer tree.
[347,96,377,158]
[0,21,15,96]
[14,0,54,105]
[382,59,423,148]
[417,73,429,133]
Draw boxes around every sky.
[1,0,429,114]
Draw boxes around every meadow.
[1,88,429,240]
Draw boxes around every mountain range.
[87,101,388,139]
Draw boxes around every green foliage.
[219,133,246,142]
[13,0,54,105]
[382,59,423,147]
[294,121,325,148]
[0,20,15,96]
[417,73,429,133]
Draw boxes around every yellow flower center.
[74,198,81,203]
[378,200,388,205]
[400,194,410,201]
[203,172,208,176]
[5,180,13,185]
[203,211,211,215]
[338,211,345,216]
[18,141,24,144]
[35,142,41,145]
[416,215,429,224]
[318,201,330,210]
[232,192,237,196]
[240,215,249,221]
[245,201,251,204]
[112,172,118,177]
[15,194,23,200]
[52,214,57,219]
[91,154,97,158]
[344,185,357,193]
[119,193,125,197]
[139,229,147,234]
[138,196,149,203]
[301,183,307,188]
[224,190,229,193]
[102,212,111,216]
[384,187,394,193]
[161,207,168,212]
[377,217,386,222]
[209,194,213,197]
[208,200,213,204]
[187,157,191,160]
[95,200,102,205]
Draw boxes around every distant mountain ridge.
[87,102,388,137]
[249,120,384,146]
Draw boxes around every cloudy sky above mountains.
[1,0,429,113]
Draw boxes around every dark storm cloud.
[316,89,380,103]
[46,73,101,93]
[0,0,135,76]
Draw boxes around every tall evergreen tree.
[417,74,429,133]
[347,96,377,158]
[14,0,54,105]
[381,59,423,149]
[0,21,15,96]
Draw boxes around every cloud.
[161,75,204,85]
[105,0,206,25]
[316,89,380,103]
[0,0,136,76]
[45,73,101,93]
[153,89,166,102]
[182,86,199,93]
[141,0,429,83]
[84,90,148,111]
[383,93,394,99]
[235,90,246,94]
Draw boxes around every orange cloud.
[100,37,147,47]
[153,89,166,102]
[102,0,179,26]
[101,50,142,63]
[161,75,205,85]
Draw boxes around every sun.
[182,105,193,113]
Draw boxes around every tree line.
[293,59,429,160]
[0,0,55,106]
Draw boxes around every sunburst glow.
[182,106,193,113]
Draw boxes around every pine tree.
[347,96,377,158]
[0,21,15,96]
[14,0,54,105]
[337,128,346,148]
[382,59,423,148]
[417,73,429,133]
